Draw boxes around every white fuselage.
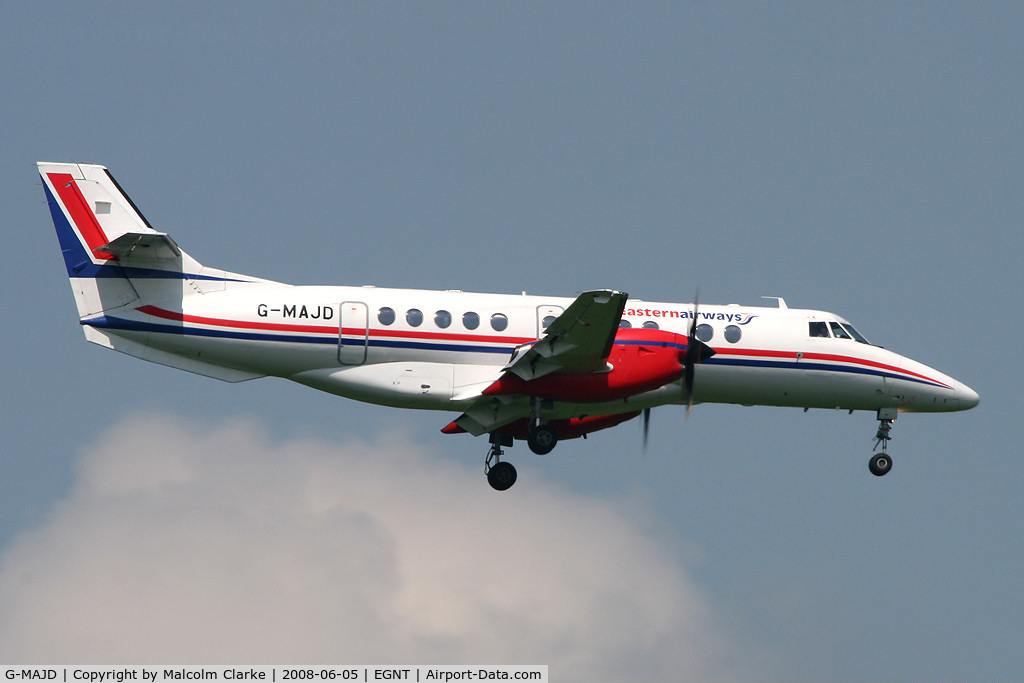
[85,283,979,421]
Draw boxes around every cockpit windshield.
[829,321,851,339]
[808,320,871,344]
[840,323,870,344]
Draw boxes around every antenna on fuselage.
[761,296,788,309]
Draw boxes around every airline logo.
[623,307,758,325]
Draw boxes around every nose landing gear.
[870,408,897,476]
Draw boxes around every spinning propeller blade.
[683,290,716,417]
[638,290,716,453]
[642,408,650,454]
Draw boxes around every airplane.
[38,161,980,490]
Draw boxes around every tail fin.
[40,162,200,317]
[39,162,270,316]
[39,162,269,382]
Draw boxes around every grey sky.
[1,3,1020,680]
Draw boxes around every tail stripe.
[46,172,115,261]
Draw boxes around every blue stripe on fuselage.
[79,317,944,387]
[83,316,514,354]
[705,356,942,388]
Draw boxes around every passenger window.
[434,310,451,329]
[542,315,557,330]
[642,321,660,330]
[809,321,829,338]
[829,321,851,339]
[463,311,480,330]
[724,325,741,343]
[618,319,632,328]
[490,313,509,331]
[406,308,423,327]
[695,323,714,342]
[378,307,396,326]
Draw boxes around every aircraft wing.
[506,289,628,380]
[446,289,628,436]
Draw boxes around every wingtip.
[441,421,466,434]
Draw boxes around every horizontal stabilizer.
[99,232,182,261]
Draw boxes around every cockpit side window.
[809,321,829,338]
[829,321,852,339]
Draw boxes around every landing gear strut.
[870,408,897,476]
[485,433,517,491]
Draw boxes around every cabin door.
[338,301,369,365]
[536,304,564,338]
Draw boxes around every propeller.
[683,290,716,417]
[639,290,716,453]
[642,408,651,454]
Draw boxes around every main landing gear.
[484,401,559,490]
[870,408,897,477]
[485,434,517,491]
[484,425,559,490]
[526,397,558,455]
[527,424,557,455]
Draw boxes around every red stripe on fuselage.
[138,305,336,334]
[136,305,945,387]
[713,346,950,388]
[47,173,115,260]
[139,306,533,345]
[355,327,533,346]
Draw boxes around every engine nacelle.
[503,411,642,441]
[441,411,641,440]
[483,328,687,402]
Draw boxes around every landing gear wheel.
[527,424,558,455]
[869,452,892,477]
[487,461,518,491]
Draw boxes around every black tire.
[527,424,558,455]
[869,452,892,477]
[487,461,517,491]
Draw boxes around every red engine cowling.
[483,327,687,402]
[501,412,641,441]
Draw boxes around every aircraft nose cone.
[957,382,980,410]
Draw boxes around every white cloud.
[0,414,754,680]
